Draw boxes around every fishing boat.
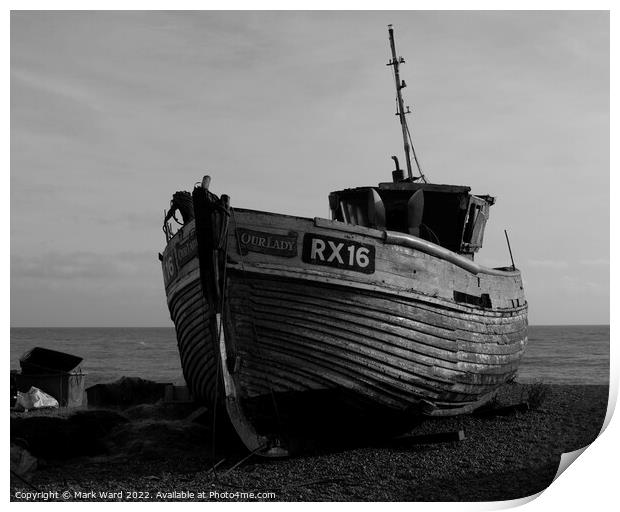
[159,26,527,456]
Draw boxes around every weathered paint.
[162,206,528,455]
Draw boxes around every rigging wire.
[406,122,427,183]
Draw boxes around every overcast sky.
[10,11,609,326]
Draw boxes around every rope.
[221,442,268,477]
[210,343,221,479]
[163,191,196,241]
[172,191,195,223]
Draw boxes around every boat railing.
[382,231,517,277]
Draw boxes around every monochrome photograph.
[10,8,610,503]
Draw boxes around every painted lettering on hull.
[237,228,298,257]
[162,249,178,287]
[162,229,197,288]
[176,229,197,266]
[302,233,375,274]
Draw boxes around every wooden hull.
[226,273,526,410]
[161,204,527,455]
[161,226,218,405]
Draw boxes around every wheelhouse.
[328,181,495,259]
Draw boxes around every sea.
[9,325,610,387]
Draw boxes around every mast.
[387,24,413,180]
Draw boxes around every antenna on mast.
[387,25,427,183]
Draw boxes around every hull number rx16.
[302,233,375,274]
